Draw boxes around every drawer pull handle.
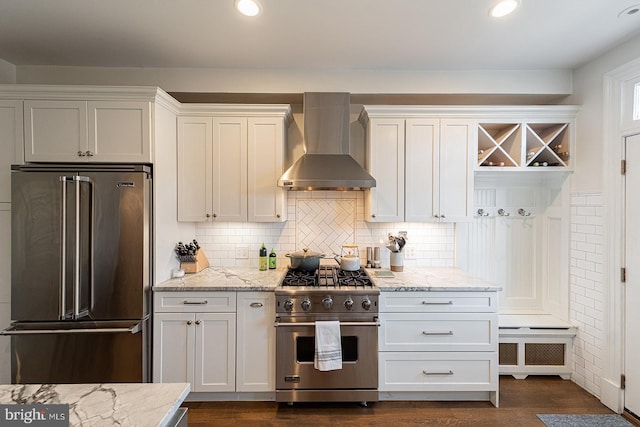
[183,300,208,305]
[250,302,263,308]
[422,331,453,336]
[422,370,454,376]
[421,301,453,305]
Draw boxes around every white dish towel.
[314,320,342,371]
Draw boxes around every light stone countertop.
[366,267,502,292]
[153,266,499,292]
[153,267,287,291]
[0,382,190,427]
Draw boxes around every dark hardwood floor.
[184,376,632,426]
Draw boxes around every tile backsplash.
[195,191,455,268]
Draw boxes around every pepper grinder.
[366,247,373,268]
[373,247,381,268]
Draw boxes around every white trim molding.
[602,56,640,412]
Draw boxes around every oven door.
[275,317,378,391]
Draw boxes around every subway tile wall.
[195,191,455,268]
[569,191,604,398]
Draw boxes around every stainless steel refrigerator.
[2,164,152,384]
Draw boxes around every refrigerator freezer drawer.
[7,319,150,384]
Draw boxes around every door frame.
[602,56,640,412]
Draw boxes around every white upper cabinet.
[363,118,405,222]
[177,116,213,222]
[360,108,475,223]
[438,120,475,222]
[24,100,151,163]
[212,117,247,222]
[405,119,438,222]
[247,117,287,222]
[177,105,291,223]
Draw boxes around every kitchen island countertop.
[153,266,499,292]
[0,382,190,427]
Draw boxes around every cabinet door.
[438,120,474,222]
[247,117,287,222]
[195,312,236,392]
[87,101,151,163]
[365,118,405,222]
[24,100,88,162]
[153,313,195,386]
[0,100,23,202]
[236,292,275,392]
[405,119,439,222]
[177,116,213,222]
[212,117,247,222]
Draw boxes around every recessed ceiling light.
[235,0,261,17]
[489,0,520,18]
[618,4,640,18]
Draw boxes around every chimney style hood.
[278,92,376,191]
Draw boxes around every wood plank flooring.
[184,376,627,427]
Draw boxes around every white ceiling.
[0,0,639,71]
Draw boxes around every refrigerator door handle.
[74,175,93,321]
[59,176,69,320]
[1,322,142,335]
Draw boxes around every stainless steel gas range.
[275,266,380,405]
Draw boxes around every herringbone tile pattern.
[296,199,356,256]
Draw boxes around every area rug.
[537,414,634,427]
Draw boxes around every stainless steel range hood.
[278,92,376,191]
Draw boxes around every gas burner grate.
[281,266,374,288]
[281,270,316,287]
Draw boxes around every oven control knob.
[301,298,312,311]
[284,299,294,312]
[322,296,333,309]
[344,297,354,310]
[361,297,372,311]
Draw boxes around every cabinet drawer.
[380,313,497,352]
[154,292,236,313]
[379,352,498,392]
[380,291,497,313]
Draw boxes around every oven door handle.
[274,318,380,327]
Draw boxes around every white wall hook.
[517,208,532,217]
[497,208,510,216]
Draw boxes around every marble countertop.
[366,267,502,291]
[0,382,190,427]
[153,266,499,292]
[153,267,286,291]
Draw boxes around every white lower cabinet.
[236,292,275,392]
[379,291,499,406]
[153,291,275,397]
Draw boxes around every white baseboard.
[600,377,623,413]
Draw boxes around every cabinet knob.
[195,319,202,325]
[371,214,376,218]
[440,214,446,219]
[206,214,211,218]
[85,151,94,157]
[77,151,86,157]
[250,302,263,308]
[276,214,281,219]
[186,320,192,325]
[213,213,217,218]
[434,214,440,218]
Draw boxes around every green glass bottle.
[259,243,268,271]
[269,248,277,269]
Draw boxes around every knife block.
[181,249,209,274]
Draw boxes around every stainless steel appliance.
[2,164,152,384]
[275,266,379,404]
